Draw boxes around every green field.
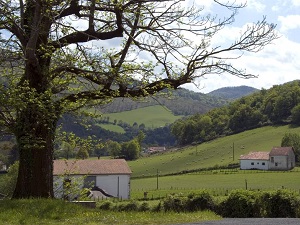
[96,124,126,133]
[103,105,182,129]
[131,169,300,198]
[128,125,300,178]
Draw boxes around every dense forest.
[171,80,300,145]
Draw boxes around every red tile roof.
[53,159,132,176]
[239,151,270,160]
[270,147,294,156]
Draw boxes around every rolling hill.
[128,125,300,178]
[208,85,258,99]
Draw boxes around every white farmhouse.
[53,159,132,200]
[239,147,296,171]
[240,151,270,170]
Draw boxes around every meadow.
[130,169,300,199]
[0,199,220,225]
[128,125,300,177]
[102,105,182,129]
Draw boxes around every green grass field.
[131,169,300,199]
[96,124,126,133]
[128,125,300,177]
[103,105,182,129]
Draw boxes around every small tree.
[107,140,122,158]
[291,104,300,125]
[76,145,89,160]
[121,139,140,160]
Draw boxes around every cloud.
[292,0,300,6]
[278,15,300,33]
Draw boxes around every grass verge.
[0,199,220,225]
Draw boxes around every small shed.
[269,147,295,170]
[53,159,132,200]
[240,151,270,170]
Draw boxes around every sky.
[181,0,300,93]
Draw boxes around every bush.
[261,190,300,218]
[163,194,187,212]
[218,190,261,217]
[139,202,150,211]
[217,189,300,218]
[98,200,112,210]
[187,191,215,211]
[116,201,139,211]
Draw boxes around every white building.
[240,151,270,170]
[53,159,132,200]
[239,147,296,171]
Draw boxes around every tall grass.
[0,199,220,225]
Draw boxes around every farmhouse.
[53,159,132,200]
[239,147,295,171]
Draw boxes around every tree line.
[171,80,300,145]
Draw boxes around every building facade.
[53,159,132,200]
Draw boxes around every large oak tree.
[0,0,277,198]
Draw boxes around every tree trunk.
[12,100,58,198]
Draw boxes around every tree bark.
[12,101,58,198]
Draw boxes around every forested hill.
[208,86,258,99]
[98,88,228,116]
[171,80,300,145]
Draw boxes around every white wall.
[53,174,131,200]
[240,159,269,170]
[96,174,130,200]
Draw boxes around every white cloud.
[278,15,300,33]
[292,0,300,6]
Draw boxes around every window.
[257,162,259,164]
[271,157,274,163]
[275,162,278,167]
[262,162,265,165]
[251,162,254,165]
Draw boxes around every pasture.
[103,105,182,129]
[131,169,300,199]
[128,125,300,178]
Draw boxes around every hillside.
[128,125,300,178]
[97,88,228,116]
[208,85,258,99]
[172,80,300,145]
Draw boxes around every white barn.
[240,151,270,170]
[53,159,132,200]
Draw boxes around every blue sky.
[182,0,300,93]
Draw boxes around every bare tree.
[0,0,277,198]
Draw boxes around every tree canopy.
[0,0,277,198]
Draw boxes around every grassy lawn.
[131,169,300,199]
[0,199,220,225]
[128,125,300,177]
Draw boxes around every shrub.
[117,201,139,211]
[261,190,300,218]
[139,202,150,211]
[218,190,261,217]
[163,194,187,212]
[187,191,215,211]
[98,200,112,210]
